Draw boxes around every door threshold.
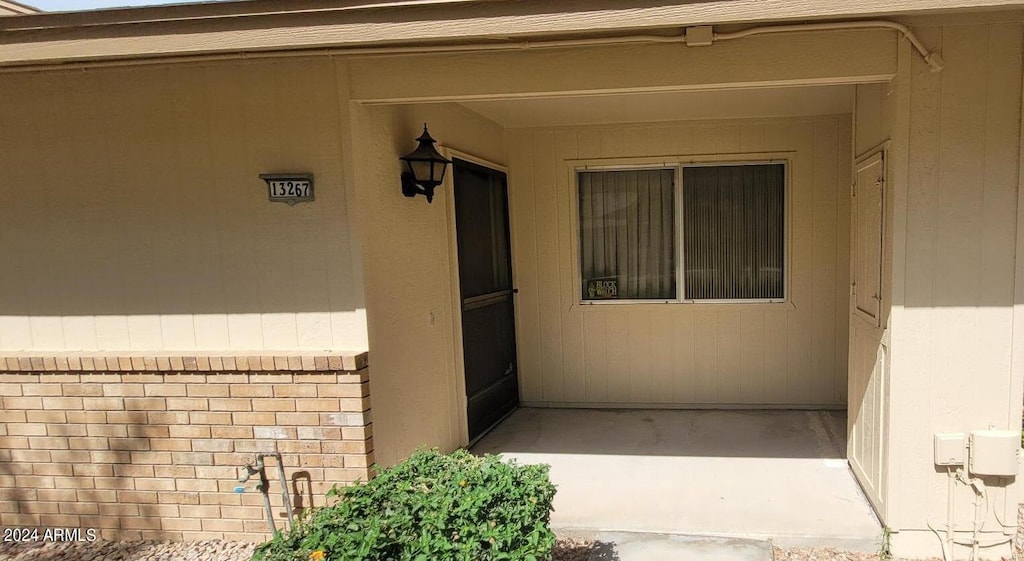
[467,405,520,449]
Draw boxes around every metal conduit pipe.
[237,452,294,535]
[1,19,942,73]
[713,20,945,72]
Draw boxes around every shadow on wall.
[0,61,364,321]
[1,413,315,537]
[471,408,847,459]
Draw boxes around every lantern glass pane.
[410,160,433,183]
[430,160,446,183]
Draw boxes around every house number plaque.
[259,173,314,205]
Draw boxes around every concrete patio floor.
[471,408,882,551]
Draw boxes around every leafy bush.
[252,449,557,561]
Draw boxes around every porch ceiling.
[458,84,855,128]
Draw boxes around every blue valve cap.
[233,486,246,493]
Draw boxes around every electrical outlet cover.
[934,433,966,466]
[969,430,1020,476]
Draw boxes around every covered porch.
[472,408,882,550]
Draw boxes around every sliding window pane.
[682,164,785,300]
[578,169,676,300]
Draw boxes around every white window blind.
[578,169,676,300]
[682,164,785,300]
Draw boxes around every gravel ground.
[775,504,1023,561]
[0,538,596,561]
[1,507,1020,561]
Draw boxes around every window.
[578,162,785,302]
[578,168,676,300]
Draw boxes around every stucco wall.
[347,100,504,466]
[0,59,367,353]
[505,115,851,407]
[883,22,1024,557]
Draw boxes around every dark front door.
[452,158,519,442]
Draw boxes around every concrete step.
[559,530,774,561]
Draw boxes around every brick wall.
[0,353,372,541]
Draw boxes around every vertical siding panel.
[51,73,100,350]
[762,121,793,404]
[672,122,694,156]
[148,64,202,350]
[891,27,942,529]
[693,309,719,402]
[787,121,815,403]
[978,23,1023,417]
[605,312,631,401]
[507,130,543,402]
[176,64,233,351]
[121,66,169,351]
[214,63,265,350]
[835,116,853,405]
[84,70,131,350]
[628,309,653,402]
[738,310,766,403]
[254,64,299,349]
[533,131,564,402]
[763,310,790,402]
[280,62,334,351]
[812,118,840,404]
[740,123,766,153]
[650,308,676,400]
[716,311,742,401]
[583,309,609,402]
[556,130,586,402]
[23,72,66,350]
[0,75,33,349]
[672,311,697,403]
[932,25,987,430]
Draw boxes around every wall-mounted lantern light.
[399,124,451,203]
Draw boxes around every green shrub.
[252,449,557,561]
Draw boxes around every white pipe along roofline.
[713,20,945,71]
[0,19,943,73]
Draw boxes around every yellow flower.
[309,550,326,561]
[459,479,468,487]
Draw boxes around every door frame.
[441,148,519,447]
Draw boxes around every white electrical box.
[969,430,1020,477]
[685,26,715,47]
[934,433,966,466]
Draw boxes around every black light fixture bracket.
[401,171,438,203]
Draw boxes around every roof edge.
[0,0,39,15]
[4,0,1024,31]
[1,0,1024,68]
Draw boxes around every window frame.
[569,153,794,308]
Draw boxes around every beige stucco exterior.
[346,99,506,466]
[1,3,1023,558]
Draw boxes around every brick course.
[0,353,372,542]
